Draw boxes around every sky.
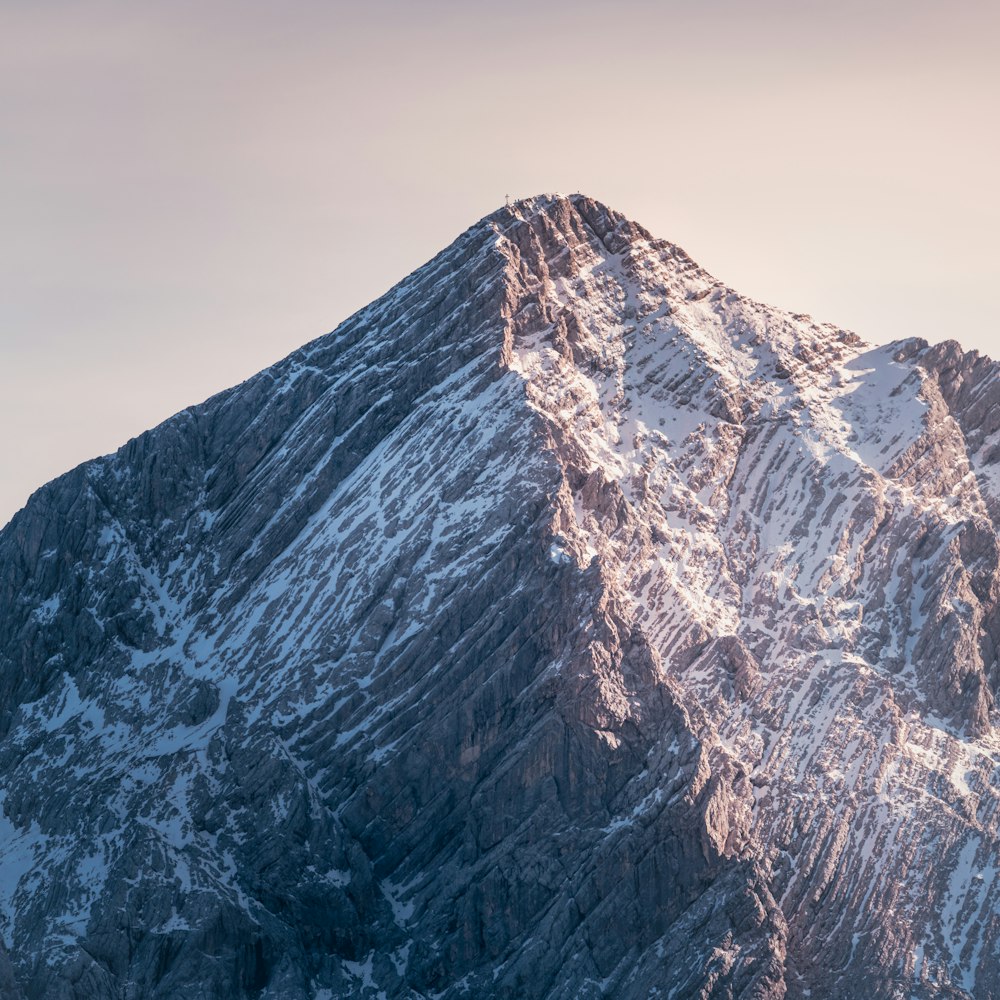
[1,0,998,527]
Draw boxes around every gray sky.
[2,0,998,527]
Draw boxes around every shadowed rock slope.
[0,194,997,999]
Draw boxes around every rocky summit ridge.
[0,193,998,999]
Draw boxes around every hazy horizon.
[2,0,997,527]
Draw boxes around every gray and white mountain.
[1,194,998,999]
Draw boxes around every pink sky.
[1,0,997,525]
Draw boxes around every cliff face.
[0,194,997,999]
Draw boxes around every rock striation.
[0,194,997,998]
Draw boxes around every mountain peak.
[488,190,657,255]
[488,194,869,366]
[0,193,998,999]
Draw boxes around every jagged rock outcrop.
[0,194,997,999]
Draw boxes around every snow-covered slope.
[0,194,997,999]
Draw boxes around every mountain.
[0,193,998,999]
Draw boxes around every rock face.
[0,194,997,999]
